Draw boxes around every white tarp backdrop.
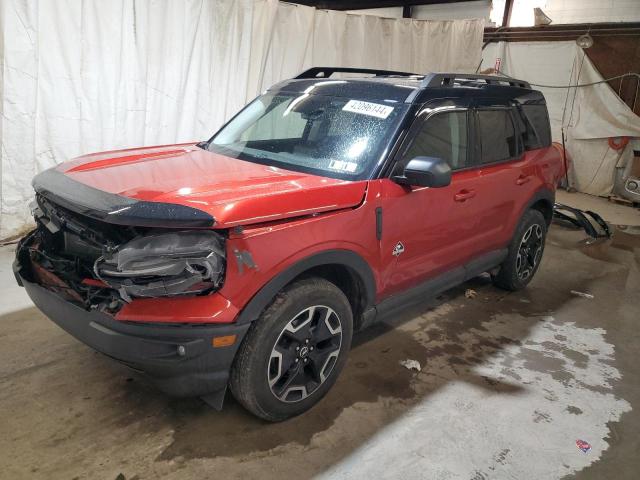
[0,0,484,239]
[482,41,640,196]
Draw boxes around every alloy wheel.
[516,224,543,280]
[268,305,343,403]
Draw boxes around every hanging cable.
[497,70,640,89]
[557,57,581,190]
[566,52,586,128]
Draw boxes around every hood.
[44,143,367,228]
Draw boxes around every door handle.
[454,189,476,202]
[516,175,532,185]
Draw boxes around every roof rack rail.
[295,67,418,79]
[422,73,531,89]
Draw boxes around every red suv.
[14,68,563,421]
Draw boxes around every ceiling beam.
[501,0,513,27]
[484,22,640,43]
[286,0,475,11]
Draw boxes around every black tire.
[492,209,547,291]
[229,277,353,422]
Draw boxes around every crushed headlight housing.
[95,231,225,301]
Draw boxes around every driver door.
[377,104,481,298]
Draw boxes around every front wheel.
[492,209,547,291]
[229,277,353,421]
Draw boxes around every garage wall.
[544,0,640,24]
[346,1,491,22]
[496,0,640,26]
[0,0,483,240]
[413,1,491,22]
[349,0,640,26]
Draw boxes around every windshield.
[207,92,407,180]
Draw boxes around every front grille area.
[17,194,227,312]
[17,196,144,312]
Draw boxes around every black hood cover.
[33,167,215,229]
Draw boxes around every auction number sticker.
[328,160,358,173]
[342,100,394,119]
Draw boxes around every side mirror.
[392,156,452,188]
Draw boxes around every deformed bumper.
[18,272,249,403]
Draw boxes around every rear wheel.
[492,209,547,291]
[229,277,353,421]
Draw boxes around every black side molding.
[33,167,215,228]
[375,207,383,241]
[372,248,507,322]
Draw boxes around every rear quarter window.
[520,104,552,150]
[477,109,520,164]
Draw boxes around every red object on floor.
[576,439,592,453]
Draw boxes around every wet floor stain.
[548,224,640,267]
[151,227,639,466]
[154,267,607,463]
[317,311,632,479]
[567,405,583,415]
[1,224,638,479]
[315,227,637,479]
[154,282,526,461]
[156,324,425,460]
[494,448,511,465]
[533,409,552,423]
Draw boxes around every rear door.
[474,100,543,244]
[466,105,531,250]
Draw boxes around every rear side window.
[477,109,519,164]
[402,111,469,170]
[520,104,552,149]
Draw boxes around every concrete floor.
[0,194,638,480]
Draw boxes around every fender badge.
[392,242,405,257]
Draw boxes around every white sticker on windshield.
[328,160,358,173]
[342,100,394,119]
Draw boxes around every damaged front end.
[94,231,225,302]
[17,194,226,313]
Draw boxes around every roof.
[269,67,538,104]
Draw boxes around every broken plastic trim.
[95,231,226,301]
[552,203,611,239]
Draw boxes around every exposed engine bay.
[17,194,226,313]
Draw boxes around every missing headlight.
[95,230,225,301]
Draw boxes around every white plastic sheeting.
[0,0,483,239]
[482,41,640,196]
